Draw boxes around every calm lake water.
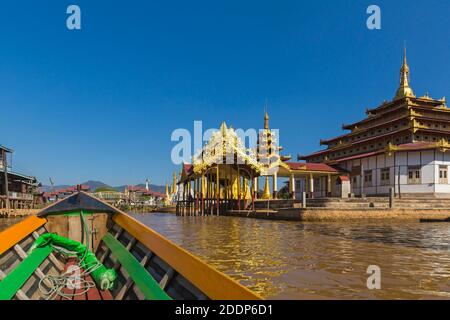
[2,214,449,299]
[130,213,450,300]
[0,217,24,232]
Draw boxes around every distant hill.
[40,180,165,194]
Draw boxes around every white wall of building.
[342,150,450,196]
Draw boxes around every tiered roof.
[301,50,448,163]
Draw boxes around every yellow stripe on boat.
[0,216,47,255]
[113,212,262,300]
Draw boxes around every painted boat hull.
[0,192,261,300]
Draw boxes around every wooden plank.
[113,213,262,300]
[58,260,76,300]
[0,270,29,300]
[102,233,171,300]
[85,274,102,300]
[115,251,152,300]
[159,267,176,290]
[13,244,53,288]
[99,227,123,264]
[0,246,52,300]
[99,287,113,300]
[113,238,136,271]
[32,231,64,271]
[0,216,47,255]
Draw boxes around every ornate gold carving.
[409,109,422,117]
[435,138,450,153]
[385,143,399,156]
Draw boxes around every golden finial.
[220,122,227,136]
[395,46,415,100]
[171,172,177,194]
[263,99,270,130]
[264,112,269,130]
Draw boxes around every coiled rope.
[37,211,103,300]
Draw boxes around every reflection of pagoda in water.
[299,49,450,197]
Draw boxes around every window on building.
[408,166,421,184]
[439,165,448,184]
[381,168,390,186]
[364,170,373,187]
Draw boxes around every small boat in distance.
[0,191,261,300]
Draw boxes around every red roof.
[45,184,91,197]
[395,141,436,151]
[286,162,341,173]
[127,185,166,198]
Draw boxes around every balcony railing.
[8,192,34,201]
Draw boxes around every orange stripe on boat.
[113,213,262,300]
[0,216,47,255]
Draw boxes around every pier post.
[290,174,296,199]
[216,165,220,215]
[302,192,307,208]
[2,148,10,210]
[273,173,278,199]
[389,187,394,208]
[237,166,241,211]
[252,191,255,211]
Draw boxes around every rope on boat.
[37,211,104,300]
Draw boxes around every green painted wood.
[102,233,172,300]
[0,246,52,300]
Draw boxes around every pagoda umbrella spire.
[264,112,269,130]
[395,46,415,100]
[264,99,269,130]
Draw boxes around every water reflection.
[131,213,450,299]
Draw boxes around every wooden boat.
[0,191,261,300]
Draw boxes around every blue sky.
[0,0,449,186]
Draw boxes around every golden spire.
[261,176,271,199]
[171,172,177,194]
[165,181,169,197]
[220,122,227,136]
[395,46,415,100]
[264,112,269,130]
[263,99,270,130]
